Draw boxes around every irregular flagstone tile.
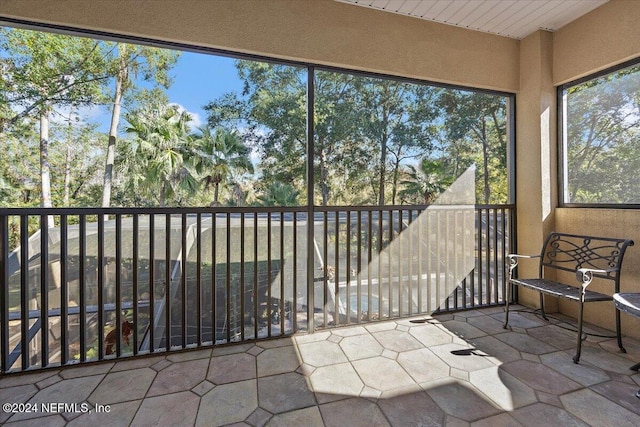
[293,331,331,344]
[423,379,501,422]
[59,363,114,379]
[166,348,212,362]
[257,372,316,414]
[429,343,495,372]
[352,357,415,391]
[378,390,445,427]
[210,343,253,356]
[132,391,199,427]
[470,413,523,427]
[315,391,352,404]
[512,403,588,427]
[67,399,141,427]
[320,397,390,427]
[0,384,39,424]
[191,380,215,396]
[589,380,640,416]
[147,358,209,396]
[309,362,363,396]
[493,332,557,355]
[197,379,257,427]
[469,366,537,411]
[331,326,369,337]
[327,334,342,343]
[440,320,487,340]
[88,368,155,405]
[467,314,509,335]
[409,324,454,347]
[469,335,521,364]
[372,329,424,352]
[5,414,66,427]
[397,348,450,383]
[500,360,581,395]
[364,321,397,333]
[257,345,300,377]
[296,341,347,367]
[110,355,166,372]
[0,371,59,389]
[561,388,640,427]
[10,375,104,421]
[256,337,295,349]
[208,352,256,384]
[535,391,563,408]
[493,311,547,329]
[577,346,637,375]
[245,407,272,427]
[540,351,610,386]
[527,325,577,350]
[339,333,384,360]
[266,406,324,427]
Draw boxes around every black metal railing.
[0,204,514,373]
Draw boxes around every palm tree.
[123,102,198,206]
[256,182,300,206]
[398,158,451,205]
[192,126,254,205]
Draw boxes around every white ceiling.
[336,0,609,39]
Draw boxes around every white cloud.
[170,103,203,129]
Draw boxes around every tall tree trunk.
[63,142,71,206]
[102,43,128,208]
[214,182,220,205]
[39,109,55,227]
[391,157,401,205]
[378,127,388,206]
[481,117,490,204]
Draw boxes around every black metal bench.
[613,292,640,398]
[504,232,634,363]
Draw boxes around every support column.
[515,30,557,309]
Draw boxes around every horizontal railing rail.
[0,204,514,373]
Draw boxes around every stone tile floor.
[1,305,640,426]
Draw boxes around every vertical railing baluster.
[388,210,393,318]
[485,208,491,306]
[253,212,258,339]
[491,208,499,304]
[97,216,104,359]
[367,211,372,322]
[212,213,217,344]
[356,210,362,323]
[477,209,483,306]
[226,212,231,343]
[346,210,351,323]
[115,214,122,357]
[334,211,339,326]
[426,210,432,313]
[453,210,460,310]
[165,213,171,351]
[398,209,403,317]
[240,213,245,341]
[60,215,68,365]
[0,215,8,372]
[293,212,298,332]
[417,208,423,314]
[79,215,86,361]
[407,210,413,316]
[323,211,328,327]
[40,214,49,367]
[181,213,187,348]
[280,212,285,335]
[435,210,442,313]
[196,213,202,346]
[501,207,508,304]
[378,209,383,318]
[20,215,29,370]
[132,214,139,355]
[148,214,155,352]
[444,210,450,312]
[267,212,272,337]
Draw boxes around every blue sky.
[165,51,244,128]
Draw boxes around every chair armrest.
[576,267,617,288]
[507,254,540,271]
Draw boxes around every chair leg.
[616,308,627,353]
[504,283,511,329]
[539,293,548,321]
[573,300,585,364]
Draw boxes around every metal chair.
[612,292,640,398]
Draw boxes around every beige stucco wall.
[0,0,519,93]
[554,0,640,85]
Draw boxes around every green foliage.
[255,182,300,206]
